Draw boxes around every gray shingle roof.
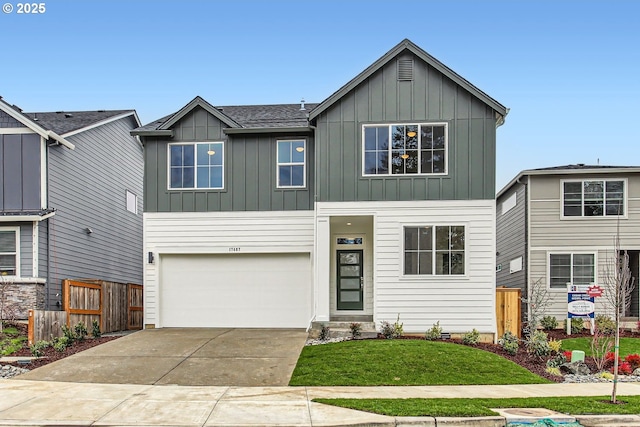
[24,110,134,135]
[137,103,318,131]
[530,164,640,171]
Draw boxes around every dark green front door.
[337,250,363,310]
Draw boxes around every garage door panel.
[160,253,312,328]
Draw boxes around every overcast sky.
[1,0,638,190]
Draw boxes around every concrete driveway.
[16,328,308,386]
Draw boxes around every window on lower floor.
[562,179,625,217]
[169,142,224,189]
[404,225,465,275]
[549,253,595,288]
[0,228,18,276]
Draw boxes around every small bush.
[545,366,562,377]
[616,361,633,375]
[605,352,621,368]
[563,350,573,361]
[30,340,50,357]
[571,318,585,334]
[598,371,614,380]
[548,338,562,353]
[380,315,403,339]
[424,321,443,341]
[74,322,88,341]
[91,320,101,338]
[526,330,551,358]
[462,329,480,346]
[498,331,519,355]
[53,336,72,352]
[61,325,76,343]
[318,324,330,341]
[540,316,558,330]
[624,353,640,370]
[546,352,567,368]
[595,315,616,335]
[349,322,362,339]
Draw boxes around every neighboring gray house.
[497,165,640,323]
[133,39,508,338]
[0,97,143,317]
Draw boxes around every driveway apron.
[15,328,308,386]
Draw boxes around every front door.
[337,250,363,310]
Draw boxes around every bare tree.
[0,276,18,333]
[601,234,635,403]
[523,277,553,337]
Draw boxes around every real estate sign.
[567,284,596,335]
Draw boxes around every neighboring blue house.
[0,97,144,318]
[133,39,508,338]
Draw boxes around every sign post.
[567,284,595,335]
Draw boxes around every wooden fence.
[28,279,142,344]
[496,287,521,338]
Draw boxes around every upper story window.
[169,142,224,190]
[277,140,306,188]
[0,227,19,277]
[363,123,447,176]
[562,179,625,217]
[126,190,138,214]
[404,225,465,275]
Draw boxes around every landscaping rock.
[560,361,591,375]
[634,368,640,376]
[0,364,29,379]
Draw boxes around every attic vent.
[64,113,73,118]
[397,58,414,81]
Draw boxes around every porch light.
[400,153,409,160]
[207,149,215,156]
[407,131,417,138]
[295,146,304,153]
[346,222,352,226]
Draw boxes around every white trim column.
[315,216,331,321]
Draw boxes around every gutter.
[46,131,75,150]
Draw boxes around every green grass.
[0,328,26,356]
[562,337,640,357]
[289,340,550,386]
[314,396,640,417]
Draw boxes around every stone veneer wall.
[0,282,46,320]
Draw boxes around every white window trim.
[362,122,448,177]
[546,250,598,291]
[276,139,306,189]
[126,190,138,214]
[167,141,225,190]
[560,178,628,220]
[400,223,467,278]
[501,192,517,215]
[0,226,20,278]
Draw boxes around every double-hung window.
[0,228,19,277]
[563,179,625,217]
[404,225,465,275]
[549,253,595,288]
[277,140,305,188]
[363,123,447,176]
[169,142,224,189]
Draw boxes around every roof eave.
[159,96,242,130]
[130,129,174,137]
[223,126,313,135]
[0,99,75,149]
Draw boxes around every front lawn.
[562,337,640,357]
[314,396,640,417]
[289,340,550,386]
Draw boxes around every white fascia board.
[61,111,139,138]
[0,212,55,222]
[0,101,74,149]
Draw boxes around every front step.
[309,321,378,340]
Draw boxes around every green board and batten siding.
[144,106,314,212]
[315,53,498,203]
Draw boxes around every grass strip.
[562,337,640,357]
[313,396,640,417]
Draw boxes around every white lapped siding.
[144,211,315,327]
[317,200,496,334]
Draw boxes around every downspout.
[309,120,318,331]
[517,175,530,325]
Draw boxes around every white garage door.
[159,253,312,328]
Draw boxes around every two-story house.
[0,97,144,318]
[133,39,508,336]
[497,165,640,324]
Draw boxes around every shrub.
[595,315,616,335]
[462,329,480,346]
[380,315,403,339]
[30,340,50,357]
[498,331,519,355]
[571,318,585,334]
[546,352,567,368]
[625,353,640,370]
[349,322,362,339]
[91,320,101,338]
[598,371,614,380]
[318,324,330,341]
[616,361,633,375]
[540,316,558,330]
[563,350,573,361]
[61,325,76,344]
[424,321,443,341]
[605,352,621,368]
[74,322,88,341]
[548,338,562,353]
[526,330,551,358]
[53,336,72,352]
[545,366,562,377]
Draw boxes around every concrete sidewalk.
[2,380,640,426]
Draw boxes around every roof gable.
[309,38,507,121]
[159,96,242,130]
